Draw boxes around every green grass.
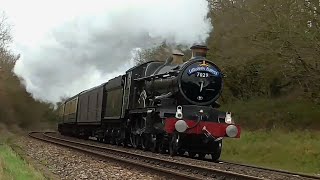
[0,144,44,180]
[219,98,320,174]
[221,130,320,175]
[0,131,45,180]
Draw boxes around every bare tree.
[0,11,12,50]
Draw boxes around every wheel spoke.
[198,153,206,160]
[188,151,196,158]
[130,133,137,148]
[135,134,140,149]
[141,134,149,151]
[150,134,157,153]
[210,140,222,162]
[169,133,179,156]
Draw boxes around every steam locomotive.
[57,44,241,161]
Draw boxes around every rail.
[29,131,264,180]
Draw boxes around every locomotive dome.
[178,45,223,106]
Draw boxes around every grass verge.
[221,130,320,175]
[0,143,44,180]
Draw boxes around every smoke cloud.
[8,0,212,104]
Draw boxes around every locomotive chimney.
[171,50,184,65]
[190,44,209,58]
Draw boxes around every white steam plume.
[6,0,212,104]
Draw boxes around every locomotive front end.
[163,104,241,161]
[178,58,223,106]
[161,45,241,161]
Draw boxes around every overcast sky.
[0,0,212,104]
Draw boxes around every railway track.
[186,155,320,179]
[179,154,319,180]
[218,161,320,180]
[29,132,320,180]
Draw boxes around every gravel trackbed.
[16,137,169,180]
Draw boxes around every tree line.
[0,13,57,131]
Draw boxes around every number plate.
[196,72,209,78]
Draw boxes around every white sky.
[0,0,212,104]
[2,0,132,50]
